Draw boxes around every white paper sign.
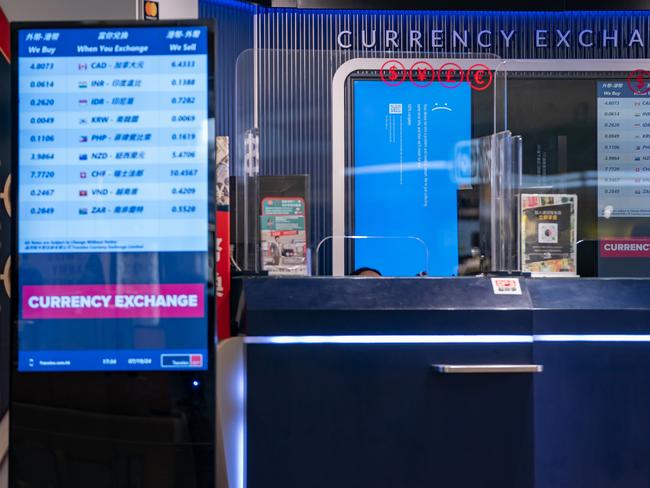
[491,277,522,295]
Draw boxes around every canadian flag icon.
[190,354,203,367]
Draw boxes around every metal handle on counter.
[432,364,543,374]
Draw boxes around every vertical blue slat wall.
[199,0,256,148]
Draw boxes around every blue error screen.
[16,25,211,372]
[353,80,471,276]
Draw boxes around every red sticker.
[408,61,434,88]
[437,63,464,89]
[467,64,493,91]
[380,60,406,86]
[627,69,650,95]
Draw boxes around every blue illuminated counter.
[230,277,650,488]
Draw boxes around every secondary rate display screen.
[16,25,211,371]
[353,80,470,276]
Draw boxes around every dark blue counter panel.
[528,278,650,334]
[527,279,650,488]
[533,342,650,488]
[240,276,650,488]
[528,278,650,310]
[241,276,537,488]
[241,277,532,336]
[247,343,534,488]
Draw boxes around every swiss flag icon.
[190,354,203,367]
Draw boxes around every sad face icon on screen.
[432,102,452,112]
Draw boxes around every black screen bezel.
[9,18,217,487]
[344,71,493,275]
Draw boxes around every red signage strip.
[216,210,231,340]
[600,239,650,258]
[0,7,9,63]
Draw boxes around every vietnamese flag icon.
[190,354,203,367]
[79,190,88,197]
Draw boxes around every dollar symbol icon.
[388,65,399,81]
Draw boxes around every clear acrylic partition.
[476,130,523,273]
[232,49,519,277]
[315,236,430,277]
[498,59,650,277]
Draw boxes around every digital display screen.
[353,80,470,276]
[597,81,650,218]
[596,80,650,275]
[16,25,211,371]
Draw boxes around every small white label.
[389,103,403,114]
[491,277,522,295]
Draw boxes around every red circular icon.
[467,64,493,91]
[437,63,464,89]
[627,69,650,95]
[408,61,435,88]
[380,60,406,86]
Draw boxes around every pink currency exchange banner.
[22,283,205,319]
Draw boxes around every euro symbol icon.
[388,65,399,81]
[417,68,427,81]
[474,70,485,85]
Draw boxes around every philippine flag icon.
[79,136,88,143]
[190,354,203,367]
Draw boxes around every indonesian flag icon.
[190,354,203,367]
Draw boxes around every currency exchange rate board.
[15,25,212,371]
